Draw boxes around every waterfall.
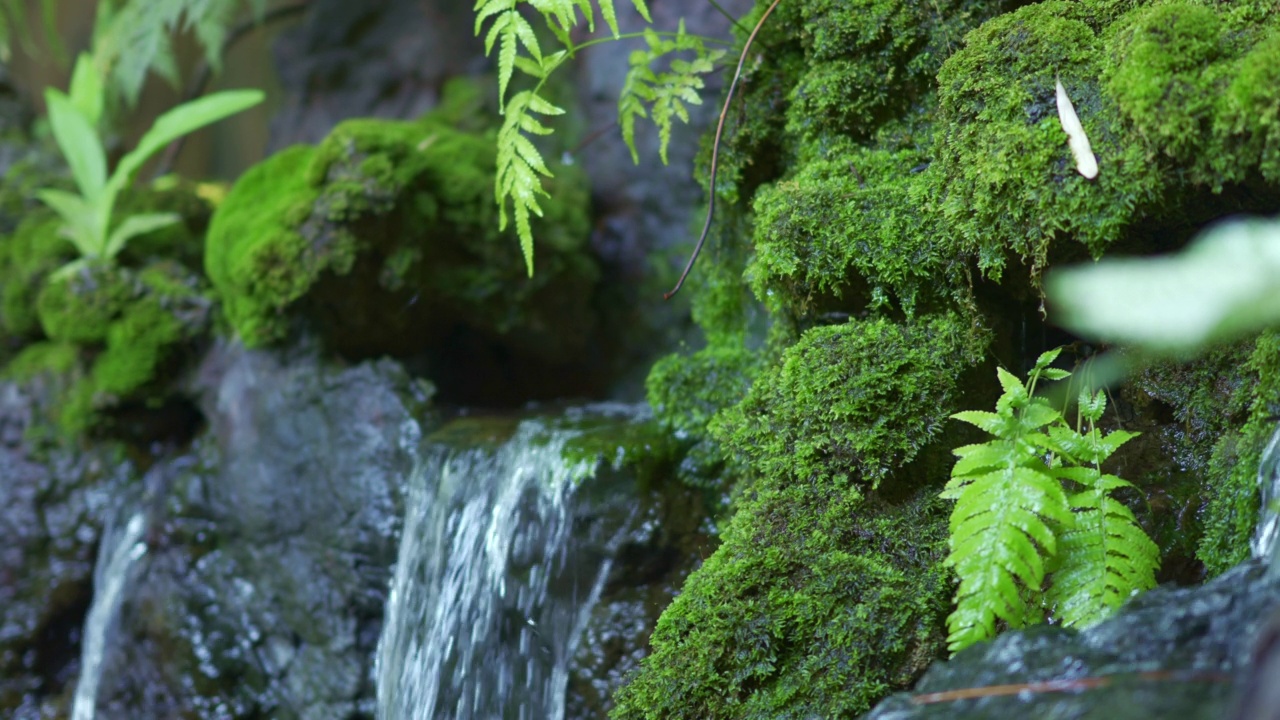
[1253,424,1280,573]
[375,410,633,720]
[71,511,148,720]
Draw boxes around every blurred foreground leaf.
[1047,217,1280,355]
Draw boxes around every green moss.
[91,261,210,398]
[1,340,80,382]
[713,314,987,490]
[933,2,1167,280]
[206,80,595,357]
[35,260,141,344]
[611,488,952,719]
[748,139,951,318]
[0,214,77,338]
[1199,330,1280,574]
[204,144,322,346]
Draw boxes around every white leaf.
[1056,78,1098,180]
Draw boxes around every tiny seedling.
[38,53,263,269]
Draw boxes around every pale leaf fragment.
[1056,78,1098,180]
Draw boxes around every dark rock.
[862,561,1280,720]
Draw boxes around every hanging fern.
[473,0,725,275]
[942,348,1160,654]
[92,0,265,106]
[618,21,724,165]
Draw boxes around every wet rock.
[862,561,1280,720]
[0,376,136,719]
[87,342,428,719]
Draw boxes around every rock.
[862,561,1280,720]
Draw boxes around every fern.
[473,0,727,275]
[941,352,1075,653]
[618,21,724,164]
[942,348,1160,653]
[1045,388,1159,627]
[92,0,265,106]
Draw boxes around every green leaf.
[1040,368,1072,381]
[37,188,101,257]
[103,212,181,259]
[68,53,104,127]
[1047,217,1280,354]
[43,89,108,202]
[109,89,265,196]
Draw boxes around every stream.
[376,410,636,720]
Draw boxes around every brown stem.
[663,0,782,300]
[909,669,1230,706]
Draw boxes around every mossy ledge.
[631,0,1280,715]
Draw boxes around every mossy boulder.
[205,79,598,380]
[0,213,77,339]
[611,488,953,719]
[23,259,213,434]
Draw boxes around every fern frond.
[944,460,1074,652]
[496,89,564,276]
[93,0,254,106]
[618,23,724,164]
[1047,478,1159,627]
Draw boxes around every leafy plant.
[93,0,266,107]
[942,348,1159,653]
[473,0,727,275]
[38,53,263,266]
[1048,216,1280,356]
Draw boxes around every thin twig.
[909,669,1230,706]
[152,0,311,179]
[664,0,782,300]
[706,0,751,35]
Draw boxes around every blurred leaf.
[1047,217,1280,354]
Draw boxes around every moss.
[611,488,952,719]
[35,260,141,344]
[204,144,322,346]
[713,314,987,490]
[206,81,596,360]
[0,213,77,338]
[0,341,80,382]
[747,138,952,318]
[90,261,210,399]
[1199,330,1280,575]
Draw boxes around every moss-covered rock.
[0,213,77,339]
[714,314,988,490]
[1199,331,1280,575]
[205,79,598,376]
[632,0,1280,715]
[611,488,953,719]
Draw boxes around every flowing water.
[375,407,638,720]
[1253,424,1280,575]
[71,511,148,720]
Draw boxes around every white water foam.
[72,511,148,720]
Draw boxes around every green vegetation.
[473,0,727,274]
[942,349,1159,653]
[205,78,596,355]
[38,53,261,270]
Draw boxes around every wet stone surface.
[862,561,1280,720]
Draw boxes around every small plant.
[941,348,1160,653]
[37,53,263,269]
[473,0,727,275]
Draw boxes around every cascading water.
[71,511,148,720]
[375,407,638,720]
[1252,424,1280,573]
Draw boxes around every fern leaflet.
[942,361,1075,654]
[618,22,724,164]
[496,88,564,276]
[93,0,264,106]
